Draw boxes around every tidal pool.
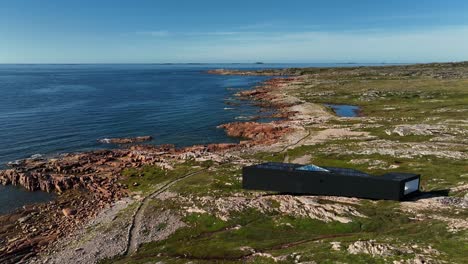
[0,185,54,215]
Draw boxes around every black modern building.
[243,162,420,200]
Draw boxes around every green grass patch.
[120,160,211,194]
[169,164,243,196]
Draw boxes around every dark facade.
[243,162,420,200]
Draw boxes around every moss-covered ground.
[103,63,468,263]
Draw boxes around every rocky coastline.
[0,74,299,263]
[2,63,467,263]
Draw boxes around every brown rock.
[218,122,291,144]
[62,208,77,217]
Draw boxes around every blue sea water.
[0,63,385,214]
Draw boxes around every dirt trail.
[124,169,207,255]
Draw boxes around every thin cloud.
[136,30,169,37]
[236,22,275,30]
[185,31,247,36]
[167,25,468,63]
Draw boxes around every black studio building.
[243,162,420,200]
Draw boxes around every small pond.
[325,104,360,117]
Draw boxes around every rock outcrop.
[347,240,410,256]
[218,122,291,144]
[0,150,129,202]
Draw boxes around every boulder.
[62,208,77,217]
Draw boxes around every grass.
[120,160,212,194]
[168,163,243,197]
[103,64,468,264]
[103,203,468,264]
[120,165,170,194]
[105,209,362,264]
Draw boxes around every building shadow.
[405,189,450,201]
[259,189,452,202]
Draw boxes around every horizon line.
[0,61,429,65]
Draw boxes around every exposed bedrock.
[0,152,128,202]
[0,141,244,199]
[218,121,292,144]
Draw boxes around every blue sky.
[1,0,468,63]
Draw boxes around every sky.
[1,0,468,63]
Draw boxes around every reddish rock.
[206,143,238,152]
[218,122,291,144]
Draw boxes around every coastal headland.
[1,62,468,263]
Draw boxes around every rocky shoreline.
[0,74,301,263]
[3,63,467,263]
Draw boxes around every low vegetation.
[102,63,468,263]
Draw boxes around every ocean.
[0,63,387,214]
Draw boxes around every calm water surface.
[0,185,55,214]
[325,104,360,117]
